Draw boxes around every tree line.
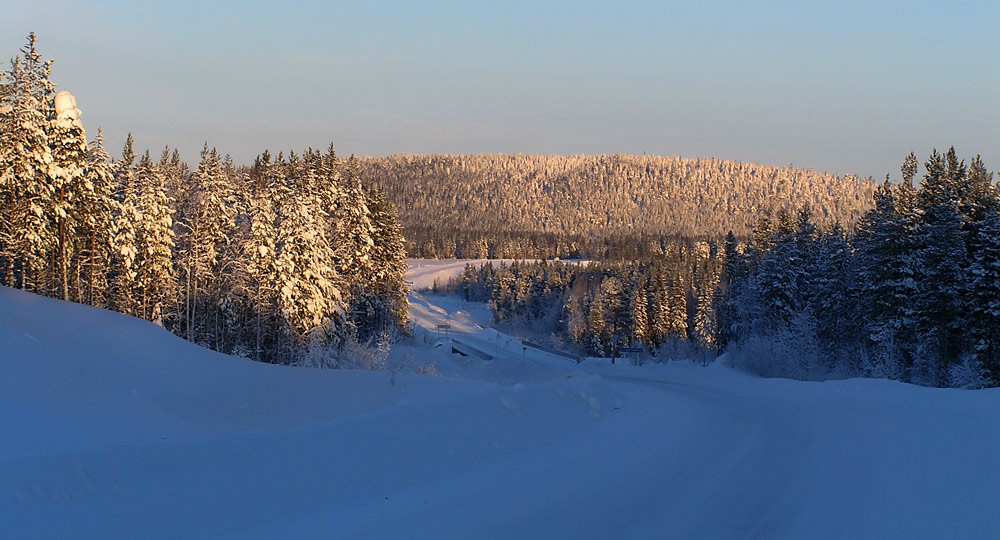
[405,225,713,261]
[722,148,998,388]
[0,34,408,367]
[434,238,721,363]
[436,149,998,388]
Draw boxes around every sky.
[2,0,997,180]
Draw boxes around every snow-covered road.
[401,267,1000,539]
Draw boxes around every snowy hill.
[360,154,877,238]
[3,282,1000,539]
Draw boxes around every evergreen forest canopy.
[0,34,409,366]
[360,153,878,259]
[440,148,1000,388]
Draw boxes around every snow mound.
[53,90,80,120]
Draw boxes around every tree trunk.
[58,188,69,301]
[255,282,262,363]
[88,221,96,305]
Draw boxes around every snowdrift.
[0,287,620,539]
[3,284,1000,539]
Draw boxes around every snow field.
[405,258,501,290]
[2,260,999,539]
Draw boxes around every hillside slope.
[360,154,877,238]
[3,280,1000,539]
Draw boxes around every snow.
[405,258,590,291]
[2,262,1000,538]
[405,258,510,290]
[53,90,80,120]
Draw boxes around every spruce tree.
[629,276,650,348]
[242,155,280,362]
[752,226,801,330]
[334,156,376,281]
[813,223,852,371]
[78,129,117,307]
[692,269,718,350]
[716,231,745,350]
[365,184,409,336]
[967,208,1000,382]
[133,150,176,323]
[110,134,140,316]
[48,90,90,301]
[565,288,588,345]
[852,180,917,369]
[0,35,55,291]
[587,292,606,355]
[180,144,235,344]
[913,149,968,383]
[649,270,672,349]
[667,276,688,339]
[274,187,344,351]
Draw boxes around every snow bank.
[3,282,1000,539]
[0,287,619,539]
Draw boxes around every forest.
[360,153,878,259]
[722,149,1000,388]
[0,34,408,367]
[440,148,999,388]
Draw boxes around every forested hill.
[358,154,877,238]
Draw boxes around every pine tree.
[967,209,1000,383]
[600,275,629,359]
[649,271,672,349]
[629,276,650,348]
[0,35,55,291]
[812,223,852,371]
[692,268,718,350]
[334,156,376,282]
[48,90,90,301]
[793,206,820,307]
[490,266,515,321]
[70,127,117,306]
[179,144,236,344]
[274,187,345,350]
[241,155,280,362]
[565,287,588,345]
[901,152,919,187]
[913,149,968,383]
[852,180,918,370]
[133,150,176,323]
[365,183,409,336]
[751,231,801,330]
[110,134,140,315]
[587,292,606,355]
[667,276,688,339]
[966,155,996,217]
[716,231,745,350]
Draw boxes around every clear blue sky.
[3,0,997,179]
